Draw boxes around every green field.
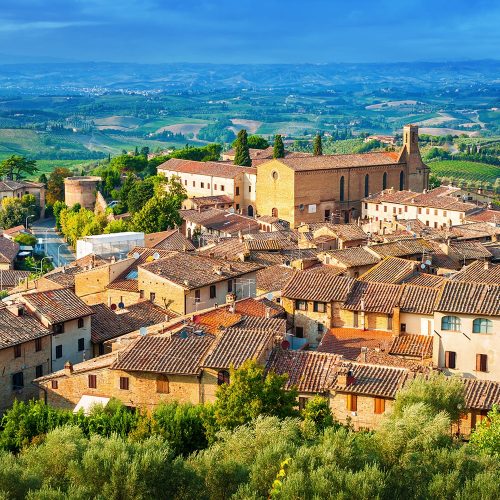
[429,160,500,183]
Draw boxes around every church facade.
[256,125,429,227]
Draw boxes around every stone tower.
[399,124,429,192]
[64,176,102,210]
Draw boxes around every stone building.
[64,176,101,210]
[255,125,429,227]
[0,179,46,218]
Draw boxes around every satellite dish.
[153,252,160,260]
[179,330,188,339]
[425,259,432,266]
[139,327,147,336]
[118,302,125,309]
[281,340,290,350]
[420,263,426,269]
[110,303,117,310]
[266,292,273,301]
[132,252,140,260]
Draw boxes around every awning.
[73,395,110,415]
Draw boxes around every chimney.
[110,256,116,263]
[484,261,490,270]
[238,230,243,243]
[337,368,355,388]
[64,361,73,375]
[7,304,24,316]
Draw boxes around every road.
[31,218,75,267]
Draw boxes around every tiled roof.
[2,225,26,236]
[140,252,263,289]
[466,209,500,224]
[22,288,93,324]
[237,316,287,336]
[0,306,51,349]
[189,195,234,207]
[282,272,354,302]
[0,270,30,288]
[0,179,44,191]
[256,265,297,292]
[424,241,462,270]
[0,236,19,264]
[359,256,417,284]
[199,237,248,260]
[266,349,340,393]
[449,240,492,260]
[112,332,214,375]
[451,222,500,240]
[449,261,500,284]
[403,272,444,288]
[436,281,500,316]
[193,308,242,334]
[271,151,401,172]
[331,361,409,398]
[144,229,195,251]
[180,208,261,235]
[323,247,380,268]
[318,328,394,360]
[343,281,403,314]
[313,223,368,242]
[367,238,434,258]
[90,301,176,344]
[463,379,500,410]
[234,297,285,318]
[389,333,433,358]
[399,284,439,315]
[158,158,256,178]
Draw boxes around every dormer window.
[53,323,64,334]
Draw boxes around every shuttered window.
[346,394,357,412]
[119,377,129,390]
[374,398,385,414]
[476,354,487,372]
[445,351,456,369]
[88,374,97,389]
[157,375,170,394]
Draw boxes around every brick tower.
[399,124,429,192]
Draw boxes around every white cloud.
[0,20,102,32]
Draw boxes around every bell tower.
[399,124,429,192]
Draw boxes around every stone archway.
[247,205,254,217]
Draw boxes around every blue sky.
[1,0,498,63]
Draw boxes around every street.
[31,218,75,267]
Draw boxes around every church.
[255,125,429,227]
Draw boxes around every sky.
[0,0,499,64]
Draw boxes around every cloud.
[0,20,102,32]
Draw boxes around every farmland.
[428,160,500,184]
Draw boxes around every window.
[473,318,493,334]
[214,184,217,190]
[364,203,367,210]
[150,292,156,302]
[51,380,58,390]
[14,344,21,358]
[220,185,225,191]
[12,372,24,391]
[53,323,64,334]
[139,290,144,299]
[184,180,187,186]
[207,183,210,189]
[55,345,63,359]
[426,208,430,215]
[313,302,326,313]
[295,326,304,338]
[210,285,217,299]
[156,375,170,393]
[308,204,317,213]
[201,182,204,188]
[400,171,405,190]
[346,394,357,412]
[298,397,309,411]
[418,207,422,215]
[217,370,230,385]
[248,186,251,193]
[88,374,97,389]
[364,174,369,197]
[227,280,233,293]
[401,323,407,333]
[78,338,85,352]
[272,207,278,217]
[382,172,388,190]
[119,377,129,390]
[236,204,240,210]
[374,397,385,414]
[192,181,195,187]
[235,186,240,195]
[441,316,461,331]
[339,176,345,201]
[195,289,201,301]
[443,211,447,217]
[318,322,324,333]
[35,337,42,352]
[35,364,43,378]
[476,354,487,372]
[387,315,393,330]
[296,300,307,311]
[384,206,387,213]
[78,318,84,328]
[434,209,438,216]
[353,311,359,328]
[445,351,456,369]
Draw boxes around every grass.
[429,160,500,183]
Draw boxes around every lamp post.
[25,214,34,230]
[39,256,53,275]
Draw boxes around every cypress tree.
[273,134,285,158]
[313,134,323,156]
[233,129,252,166]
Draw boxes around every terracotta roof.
[359,256,417,284]
[463,379,500,411]
[323,247,380,268]
[343,281,403,314]
[90,301,176,344]
[140,252,263,289]
[256,265,297,292]
[234,297,285,318]
[0,306,51,349]
[199,237,248,260]
[367,238,434,258]
[193,308,242,334]
[188,195,234,207]
[449,240,492,260]
[22,288,93,324]
[144,229,195,251]
[331,361,409,398]
[399,284,439,315]
[0,270,30,289]
[451,222,500,240]
[403,272,444,287]
[436,281,500,316]
[389,333,433,358]
[2,225,26,237]
[0,236,19,264]
[112,332,214,375]
[318,328,394,360]
[270,151,401,172]
[266,349,340,393]
[312,223,368,242]
[425,240,462,270]
[180,208,261,235]
[0,179,44,191]
[466,209,500,224]
[282,272,354,302]
[449,261,500,284]
[158,158,256,178]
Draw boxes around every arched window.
[217,370,230,385]
[339,176,345,202]
[399,170,405,190]
[271,207,278,218]
[441,316,461,331]
[364,174,369,197]
[156,375,170,394]
[382,172,388,190]
[473,318,493,334]
[247,205,254,217]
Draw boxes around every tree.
[140,146,150,157]
[313,134,323,156]
[14,233,37,246]
[127,180,156,214]
[233,129,252,166]
[46,167,73,205]
[273,135,285,158]
[302,396,335,431]
[0,155,38,181]
[131,194,182,234]
[247,135,269,149]
[0,198,29,230]
[470,404,500,456]
[38,173,48,186]
[53,201,68,230]
[428,174,441,190]
[103,219,130,234]
[214,360,299,429]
